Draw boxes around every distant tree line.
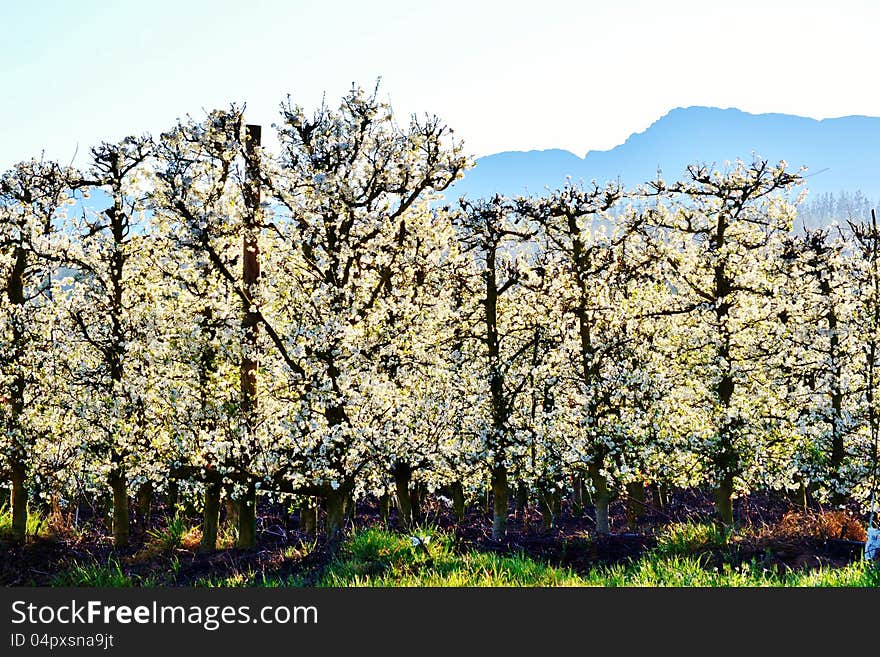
[797,190,879,227]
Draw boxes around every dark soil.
[0,487,870,586]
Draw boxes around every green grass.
[0,503,49,540]
[319,527,584,586]
[654,520,731,556]
[315,526,880,587]
[582,554,880,587]
[51,557,139,587]
[46,524,880,587]
[137,513,202,558]
[192,571,309,587]
[144,513,190,552]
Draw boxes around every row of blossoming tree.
[2,85,879,548]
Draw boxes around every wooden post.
[238,124,261,548]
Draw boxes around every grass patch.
[654,521,731,556]
[0,504,50,540]
[43,525,880,588]
[130,514,197,561]
[51,557,140,587]
[315,527,880,587]
[588,554,880,587]
[146,514,192,551]
[319,527,593,587]
[193,570,308,587]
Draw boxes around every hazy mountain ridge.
[450,107,880,216]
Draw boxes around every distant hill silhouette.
[449,107,880,219]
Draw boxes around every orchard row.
[2,86,878,546]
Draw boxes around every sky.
[2,0,879,169]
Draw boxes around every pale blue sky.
[1,0,878,169]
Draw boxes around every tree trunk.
[50,492,64,530]
[797,479,808,511]
[236,482,256,548]
[298,498,318,535]
[103,494,113,532]
[238,124,261,551]
[410,483,422,524]
[325,490,346,541]
[539,491,553,531]
[109,471,129,548]
[200,482,221,553]
[378,494,391,526]
[824,281,846,506]
[10,463,27,542]
[394,465,413,529]
[451,481,465,523]
[589,462,610,535]
[516,483,528,518]
[7,248,28,544]
[137,481,153,532]
[519,484,533,531]
[224,495,238,530]
[572,474,585,516]
[714,474,735,527]
[625,481,646,530]
[346,493,356,522]
[167,478,179,514]
[491,466,508,539]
